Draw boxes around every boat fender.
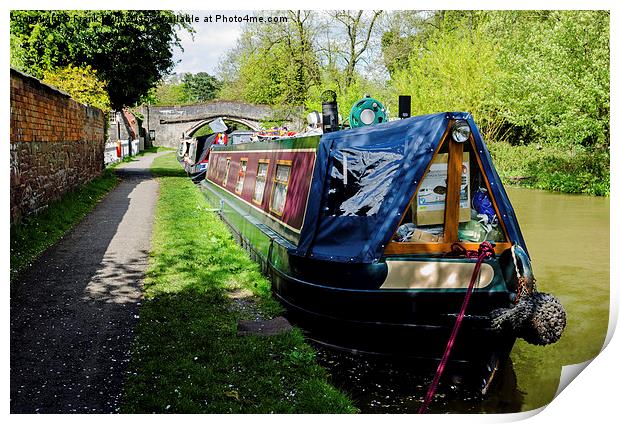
[489,291,566,345]
[490,244,566,345]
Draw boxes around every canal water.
[311,187,610,413]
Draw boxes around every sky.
[171,10,245,76]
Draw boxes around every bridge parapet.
[141,101,303,148]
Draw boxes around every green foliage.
[151,82,187,105]
[10,33,26,71]
[122,153,356,413]
[489,142,610,196]
[10,169,118,281]
[234,42,315,106]
[42,64,111,110]
[182,72,221,103]
[488,11,610,148]
[10,10,192,109]
[218,11,321,106]
[382,10,609,195]
[391,26,503,140]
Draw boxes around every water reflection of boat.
[200,98,566,392]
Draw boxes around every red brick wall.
[10,69,107,223]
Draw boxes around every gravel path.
[10,152,168,413]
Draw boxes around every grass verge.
[10,168,119,281]
[121,153,356,413]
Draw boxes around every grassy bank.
[10,168,118,281]
[488,142,610,196]
[121,153,356,413]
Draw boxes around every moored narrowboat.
[199,97,566,389]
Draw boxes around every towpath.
[10,152,167,413]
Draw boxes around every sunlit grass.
[122,153,356,413]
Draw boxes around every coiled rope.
[417,241,495,414]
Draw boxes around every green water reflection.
[499,187,610,411]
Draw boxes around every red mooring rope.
[417,241,496,414]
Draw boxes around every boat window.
[177,141,187,157]
[270,161,292,216]
[390,137,508,246]
[393,152,449,243]
[215,156,225,181]
[223,157,231,187]
[236,159,248,194]
[324,145,404,217]
[252,160,269,204]
[457,145,507,243]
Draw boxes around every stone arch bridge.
[140,101,303,148]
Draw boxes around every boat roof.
[294,112,528,263]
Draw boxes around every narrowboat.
[199,96,566,389]
[185,134,216,183]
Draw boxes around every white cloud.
[172,10,245,75]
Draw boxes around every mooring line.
[417,241,495,414]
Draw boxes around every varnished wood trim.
[443,139,464,242]
[383,242,512,255]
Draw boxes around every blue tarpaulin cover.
[294,112,528,263]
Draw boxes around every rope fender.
[490,245,567,346]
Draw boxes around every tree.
[182,72,221,103]
[218,10,321,105]
[331,10,383,89]
[42,65,111,111]
[486,10,610,148]
[151,82,187,105]
[11,10,192,153]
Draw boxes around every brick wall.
[10,69,107,224]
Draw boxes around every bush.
[488,142,610,196]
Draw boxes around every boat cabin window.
[270,161,292,216]
[252,160,269,205]
[236,159,248,194]
[391,132,507,248]
[457,145,506,244]
[223,157,232,187]
[215,155,226,180]
[394,149,449,243]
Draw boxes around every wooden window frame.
[383,121,512,256]
[269,160,293,217]
[252,159,270,205]
[235,158,248,194]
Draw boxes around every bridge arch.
[185,116,261,138]
[140,101,303,148]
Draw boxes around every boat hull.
[200,178,516,366]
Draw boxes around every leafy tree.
[9,33,26,71]
[11,10,191,109]
[11,10,192,153]
[151,82,187,105]
[390,24,504,141]
[42,64,111,111]
[487,11,610,148]
[182,72,221,103]
[218,10,321,105]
